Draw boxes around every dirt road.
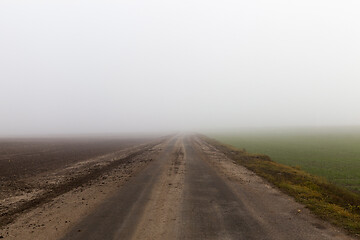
[60,135,353,240]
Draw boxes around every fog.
[1,0,360,136]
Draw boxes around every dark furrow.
[0,140,164,228]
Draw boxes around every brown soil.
[0,137,163,229]
[0,139,167,240]
[0,138,145,179]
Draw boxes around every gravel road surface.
[60,135,353,240]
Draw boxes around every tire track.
[131,137,186,240]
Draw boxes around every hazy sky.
[1,0,360,136]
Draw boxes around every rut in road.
[62,135,354,240]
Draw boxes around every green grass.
[210,128,360,192]
[201,134,360,236]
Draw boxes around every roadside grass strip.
[202,136,360,237]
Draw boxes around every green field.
[211,127,360,191]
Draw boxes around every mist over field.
[2,2,360,238]
[1,0,360,136]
